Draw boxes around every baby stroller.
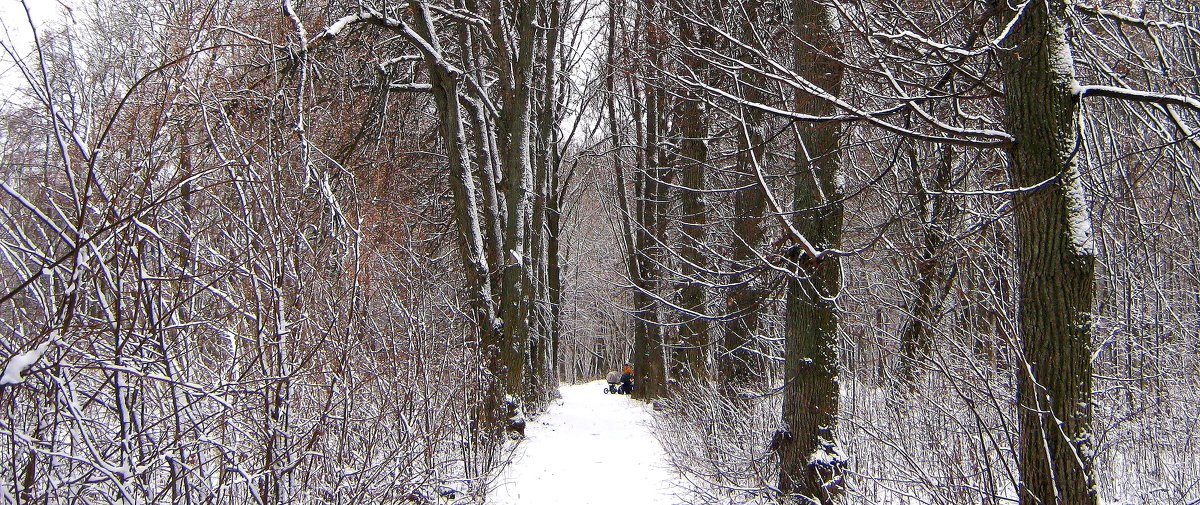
[603,370,621,394]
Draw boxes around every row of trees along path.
[2,0,1200,504]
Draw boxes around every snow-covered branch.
[1072,2,1200,38]
[1077,84,1200,111]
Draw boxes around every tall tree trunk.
[544,0,564,388]
[608,0,657,400]
[672,0,711,384]
[459,0,504,297]
[629,0,668,400]
[547,165,563,380]
[492,0,539,428]
[632,125,668,401]
[466,100,505,299]
[775,0,845,500]
[527,0,562,405]
[1000,0,1098,503]
[607,0,639,385]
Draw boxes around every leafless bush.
[0,1,502,503]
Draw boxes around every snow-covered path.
[490,381,682,505]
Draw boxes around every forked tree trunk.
[492,0,539,428]
[409,0,529,436]
[1000,0,1098,503]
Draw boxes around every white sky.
[0,0,72,104]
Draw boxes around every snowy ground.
[490,380,684,505]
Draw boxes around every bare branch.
[1077,84,1200,111]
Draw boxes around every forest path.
[489,380,683,505]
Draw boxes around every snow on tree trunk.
[1000,0,1099,503]
[775,0,846,501]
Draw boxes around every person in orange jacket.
[618,363,634,394]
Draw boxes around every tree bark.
[673,0,711,384]
[629,0,668,400]
[528,0,562,405]
[464,100,505,300]
[547,165,563,380]
[543,0,565,393]
[491,0,539,426]
[1000,1,1098,503]
[775,0,846,500]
